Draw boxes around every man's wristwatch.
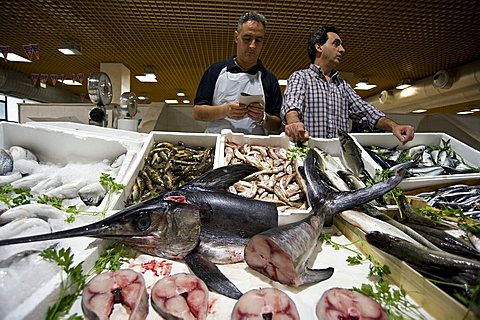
[257,112,267,126]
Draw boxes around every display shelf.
[335,212,475,320]
[352,132,480,191]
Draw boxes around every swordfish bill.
[0,197,202,260]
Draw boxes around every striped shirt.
[281,64,384,139]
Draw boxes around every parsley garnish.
[40,243,130,319]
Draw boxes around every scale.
[87,72,113,127]
[116,92,139,131]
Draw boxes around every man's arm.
[193,102,247,121]
[281,72,309,141]
[375,116,415,145]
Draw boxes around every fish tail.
[187,164,258,190]
[299,267,334,285]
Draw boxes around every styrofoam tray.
[25,121,148,142]
[0,122,149,319]
[351,132,480,191]
[113,131,221,209]
[0,122,145,210]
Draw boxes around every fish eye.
[135,214,151,231]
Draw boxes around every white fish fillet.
[0,203,66,224]
[0,172,22,187]
[10,172,49,189]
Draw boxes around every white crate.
[26,121,148,142]
[351,132,480,191]
[113,131,221,209]
[0,122,148,214]
[0,122,147,320]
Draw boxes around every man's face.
[321,32,345,65]
[235,20,265,66]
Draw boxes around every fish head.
[87,196,202,259]
[0,195,202,260]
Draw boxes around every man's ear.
[234,31,239,44]
[315,43,322,53]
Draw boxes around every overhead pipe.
[365,59,480,113]
[0,66,81,103]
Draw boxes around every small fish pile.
[126,141,214,206]
[415,184,480,218]
[224,141,306,211]
[365,139,479,177]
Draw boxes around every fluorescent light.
[0,52,31,62]
[354,81,377,90]
[135,75,157,83]
[182,99,190,104]
[278,79,287,86]
[58,79,82,86]
[411,109,427,113]
[396,80,412,90]
[177,91,186,97]
[470,108,480,112]
[457,111,474,115]
[137,95,149,101]
[165,99,179,104]
[58,42,81,55]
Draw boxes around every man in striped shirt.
[281,26,414,144]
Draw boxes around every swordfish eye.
[134,214,151,231]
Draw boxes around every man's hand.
[246,102,265,123]
[285,122,309,141]
[392,124,415,145]
[226,101,248,120]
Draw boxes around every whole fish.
[244,149,406,287]
[0,149,13,176]
[0,164,278,300]
[365,231,480,287]
[337,129,368,180]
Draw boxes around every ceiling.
[1,0,480,115]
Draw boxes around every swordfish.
[0,164,279,300]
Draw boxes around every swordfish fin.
[185,164,258,190]
[185,252,243,300]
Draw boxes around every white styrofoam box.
[25,121,148,142]
[113,131,221,210]
[0,122,144,210]
[351,132,480,191]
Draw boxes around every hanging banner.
[40,74,48,86]
[60,73,66,85]
[77,72,84,84]
[50,74,58,86]
[31,73,39,86]
[31,44,40,60]
[0,46,9,61]
[23,44,34,60]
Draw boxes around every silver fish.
[0,149,13,176]
[337,129,366,179]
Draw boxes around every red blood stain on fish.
[208,298,218,315]
[137,259,173,277]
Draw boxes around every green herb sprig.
[323,235,426,320]
[40,243,130,320]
